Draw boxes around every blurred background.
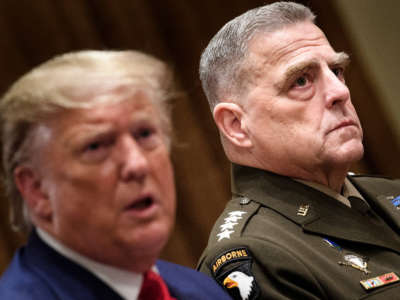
[0,0,399,273]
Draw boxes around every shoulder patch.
[211,247,260,300]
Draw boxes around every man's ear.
[213,102,252,148]
[13,166,52,220]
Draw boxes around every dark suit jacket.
[0,231,231,299]
[198,164,400,299]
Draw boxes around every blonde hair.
[0,50,176,231]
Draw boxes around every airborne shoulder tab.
[211,247,251,275]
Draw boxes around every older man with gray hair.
[197,2,400,299]
[0,50,231,300]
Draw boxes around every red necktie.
[138,270,176,300]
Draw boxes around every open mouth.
[126,196,154,211]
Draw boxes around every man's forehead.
[246,22,329,65]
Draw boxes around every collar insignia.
[297,204,310,216]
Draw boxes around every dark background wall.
[1,0,399,273]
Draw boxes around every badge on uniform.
[210,247,260,300]
[338,254,370,274]
[386,195,400,210]
[360,272,400,290]
[323,238,370,274]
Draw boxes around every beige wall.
[335,0,400,144]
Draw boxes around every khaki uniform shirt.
[198,164,400,299]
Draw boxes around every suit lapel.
[232,164,400,254]
[24,231,124,300]
[349,175,400,234]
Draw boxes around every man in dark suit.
[197,2,400,299]
[0,50,231,300]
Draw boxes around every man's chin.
[326,142,364,167]
[128,221,172,253]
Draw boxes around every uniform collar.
[295,177,365,208]
[231,163,400,253]
[37,228,155,300]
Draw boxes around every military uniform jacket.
[198,164,400,300]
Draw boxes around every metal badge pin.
[297,204,310,216]
[338,253,370,274]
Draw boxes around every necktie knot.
[138,270,176,300]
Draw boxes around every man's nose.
[323,68,351,108]
[119,136,149,182]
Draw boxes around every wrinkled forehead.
[246,22,329,65]
[241,22,334,82]
[34,90,163,145]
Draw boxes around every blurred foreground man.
[197,2,400,299]
[0,50,231,300]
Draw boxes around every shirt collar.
[37,228,154,300]
[294,177,364,208]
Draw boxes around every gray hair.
[0,50,176,232]
[199,1,315,110]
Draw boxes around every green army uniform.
[198,164,400,299]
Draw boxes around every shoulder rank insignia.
[217,211,246,242]
[210,247,260,300]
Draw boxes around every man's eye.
[291,74,312,89]
[135,127,157,141]
[86,142,102,151]
[134,127,163,149]
[295,76,308,87]
[80,138,113,163]
[332,67,344,78]
[138,128,152,139]
[83,138,112,153]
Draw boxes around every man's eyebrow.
[330,52,350,67]
[63,123,114,149]
[275,58,319,91]
[274,52,350,92]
